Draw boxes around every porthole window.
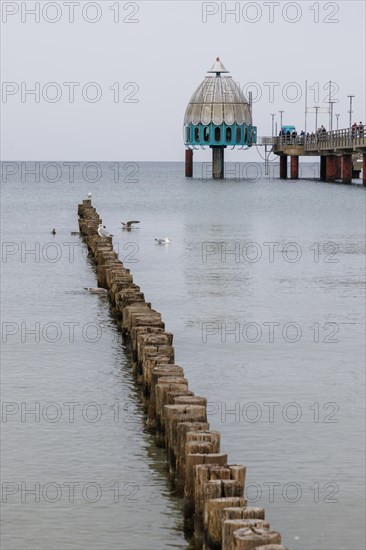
[203,126,210,142]
[215,127,221,142]
[194,126,200,142]
[226,127,232,142]
[244,127,248,143]
[236,127,241,143]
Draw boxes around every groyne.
[78,198,289,550]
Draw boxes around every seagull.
[121,221,140,230]
[84,287,108,294]
[97,224,113,237]
[51,229,56,235]
[155,237,171,244]
[87,192,92,199]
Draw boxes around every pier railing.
[305,128,366,151]
[268,127,366,152]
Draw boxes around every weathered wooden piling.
[231,528,282,549]
[222,520,270,550]
[185,148,193,177]
[77,201,288,550]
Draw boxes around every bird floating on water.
[87,192,92,199]
[51,228,56,235]
[83,287,108,294]
[98,224,113,237]
[121,221,140,230]
[71,231,80,235]
[155,237,171,244]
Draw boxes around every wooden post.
[184,454,228,529]
[222,519,270,550]
[182,433,219,463]
[342,153,353,184]
[185,148,193,177]
[279,155,287,179]
[290,156,299,179]
[193,464,245,537]
[335,156,342,180]
[175,423,211,494]
[140,344,175,387]
[326,155,336,182]
[232,527,282,549]
[155,379,189,438]
[205,500,258,549]
[164,405,207,467]
[212,146,224,179]
[223,506,265,520]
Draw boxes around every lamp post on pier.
[279,110,284,144]
[335,114,340,130]
[314,106,320,143]
[279,110,284,129]
[270,113,275,138]
[329,100,336,146]
[347,94,355,144]
[347,94,355,128]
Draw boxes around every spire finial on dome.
[207,57,229,75]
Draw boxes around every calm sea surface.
[1,162,365,550]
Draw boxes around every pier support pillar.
[363,154,366,186]
[212,147,224,179]
[326,155,336,182]
[290,156,299,179]
[320,156,327,181]
[335,156,342,179]
[279,155,287,179]
[185,149,193,177]
[342,154,352,184]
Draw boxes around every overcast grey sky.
[1,0,365,161]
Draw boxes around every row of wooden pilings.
[78,199,289,550]
[280,153,366,184]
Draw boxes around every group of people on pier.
[351,122,364,137]
[277,122,364,146]
[306,126,328,143]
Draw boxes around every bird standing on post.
[97,224,113,237]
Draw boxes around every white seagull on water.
[155,238,171,245]
[98,224,113,237]
[121,221,140,230]
[84,287,108,294]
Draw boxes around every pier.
[77,199,289,550]
[268,128,366,184]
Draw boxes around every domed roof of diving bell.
[184,58,252,127]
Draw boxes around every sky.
[1,0,365,161]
